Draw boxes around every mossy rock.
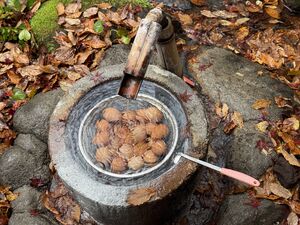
[30,0,150,46]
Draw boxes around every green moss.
[31,0,150,45]
[30,0,71,44]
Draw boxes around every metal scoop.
[174,153,260,187]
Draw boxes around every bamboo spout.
[118,8,182,99]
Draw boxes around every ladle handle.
[220,168,260,187]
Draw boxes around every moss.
[30,0,71,44]
[31,0,150,45]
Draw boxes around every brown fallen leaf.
[215,102,229,119]
[200,10,216,18]
[7,70,22,84]
[287,212,298,225]
[75,48,94,64]
[224,120,237,134]
[127,188,157,206]
[83,7,98,17]
[277,146,300,167]
[11,47,29,65]
[83,36,106,49]
[178,13,193,26]
[231,111,243,128]
[0,51,13,63]
[278,132,300,155]
[252,99,272,110]
[97,2,112,9]
[264,5,280,19]
[179,90,192,103]
[256,121,269,133]
[65,3,81,15]
[236,26,249,41]
[56,2,65,16]
[17,65,43,80]
[65,18,80,26]
[67,71,81,81]
[282,117,299,132]
[270,182,292,199]
[190,0,206,6]
[275,96,292,108]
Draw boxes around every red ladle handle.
[220,168,260,187]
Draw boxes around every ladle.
[174,153,260,187]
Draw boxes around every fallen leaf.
[231,111,243,128]
[56,2,65,16]
[287,212,298,225]
[17,65,42,80]
[67,71,81,81]
[75,48,94,64]
[278,132,300,155]
[275,96,292,108]
[190,0,206,6]
[256,121,269,133]
[201,10,216,18]
[224,121,237,134]
[212,10,237,19]
[283,117,299,131]
[127,188,157,206]
[65,18,80,26]
[7,70,22,84]
[179,90,193,103]
[97,2,112,9]
[236,26,249,41]
[235,17,250,25]
[0,51,13,63]
[65,3,81,15]
[277,146,300,167]
[252,99,272,110]
[83,36,106,49]
[219,20,233,26]
[54,46,75,64]
[83,7,98,18]
[270,182,292,199]
[178,13,193,26]
[215,102,229,119]
[265,5,280,19]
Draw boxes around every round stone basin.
[48,64,208,225]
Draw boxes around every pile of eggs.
[93,107,169,173]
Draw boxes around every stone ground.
[0,44,293,225]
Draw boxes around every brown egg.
[151,124,169,139]
[119,144,134,160]
[131,124,147,143]
[114,124,130,139]
[133,142,149,156]
[96,119,110,132]
[122,110,137,122]
[144,107,163,123]
[111,157,127,173]
[151,140,167,156]
[145,123,156,136]
[93,131,110,146]
[128,156,144,170]
[95,147,113,166]
[143,150,159,164]
[102,107,121,122]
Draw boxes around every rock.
[188,47,293,121]
[0,134,50,189]
[99,44,131,68]
[99,44,160,68]
[273,156,300,188]
[153,0,191,10]
[284,0,300,12]
[225,128,276,179]
[11,185,42,213]
[216,193,288,225]
[13,89,64,142]
[9,212,57,225]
